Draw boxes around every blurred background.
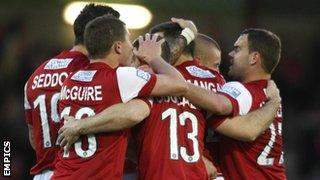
[0,0,319,179]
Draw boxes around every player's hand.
[266,80,281,104]
[138,64,155,74]
[202,156,217,180]
[171,17,198,35]
[133,33,165,64]
[57,116,80,151]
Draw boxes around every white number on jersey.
[61,107,97,158]
[162,108,200,163]
[33,93,60,148]
[257,122,284,165]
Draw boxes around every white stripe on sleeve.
[24,82,31,110]
[219,81,252,115]
[116,67,152,103]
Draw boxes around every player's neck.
[242,71,271,83]
[174,54,193,66]
[70,44,88,56]
[90,54,119,69]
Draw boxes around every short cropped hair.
[73,3,120,45]
[84,15,126,59]
[241,28,281,73]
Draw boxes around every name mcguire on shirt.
[60,85,102,101]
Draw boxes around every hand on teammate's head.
[171,17,198,35]
[133,33,165,64]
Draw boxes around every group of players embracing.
[24,3,286,180]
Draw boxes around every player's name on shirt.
[60,85,102,101]
[32,72,69,89]
[153,79,219,109]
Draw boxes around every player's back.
[24,50,89,175]
[52,62,157,180]
[134,60,225,180]
[217,80,285,180]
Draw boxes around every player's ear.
[249,51,260,65]
[114,41,122,54]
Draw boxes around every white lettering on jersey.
[24,82,31,110]
[219,81,252,115]
[44,58,73,70]
[187,79,218,92]
[60,85,102,101]
[71,70,97,82]
[153,79,218,109]
[186,66,215,78]
[116,67,151,103]
[32,72,68,89]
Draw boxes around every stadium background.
[0,0,319,179]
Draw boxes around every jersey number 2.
[257,122,284,165]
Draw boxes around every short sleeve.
[217,81,252,116]
[116,67,157,103]
[24,82,33,124]
[24,82,31,110]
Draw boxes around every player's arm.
[58,99,150,150]
[27,124,35,150]
[184,83,233,115]
[135,34,188,96]
[215,81,281,141]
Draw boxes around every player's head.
[73,3,120,45]
[228,28,281,80]
[149,22,194,64]
[132,35,171,64]
[194,33,221,72]
[84,15,133,66]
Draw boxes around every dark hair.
[241,28,281,73]
[132,35,171,62]
[73,3,120,45]
[149,22,194,56]
[84,15,126,59]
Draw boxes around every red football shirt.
[51,62,156,180]
[209,80,286,180]
[24,51,89,175]
[134,60,225,180]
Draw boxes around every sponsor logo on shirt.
[136,69,151,81]
[219,85,241,98]
[186,66,215,78]
[71,70,97,82]
[44,58,73,69]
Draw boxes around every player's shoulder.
[116,66,152,81]
[219,81,252,99]
[51,51,89,69]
